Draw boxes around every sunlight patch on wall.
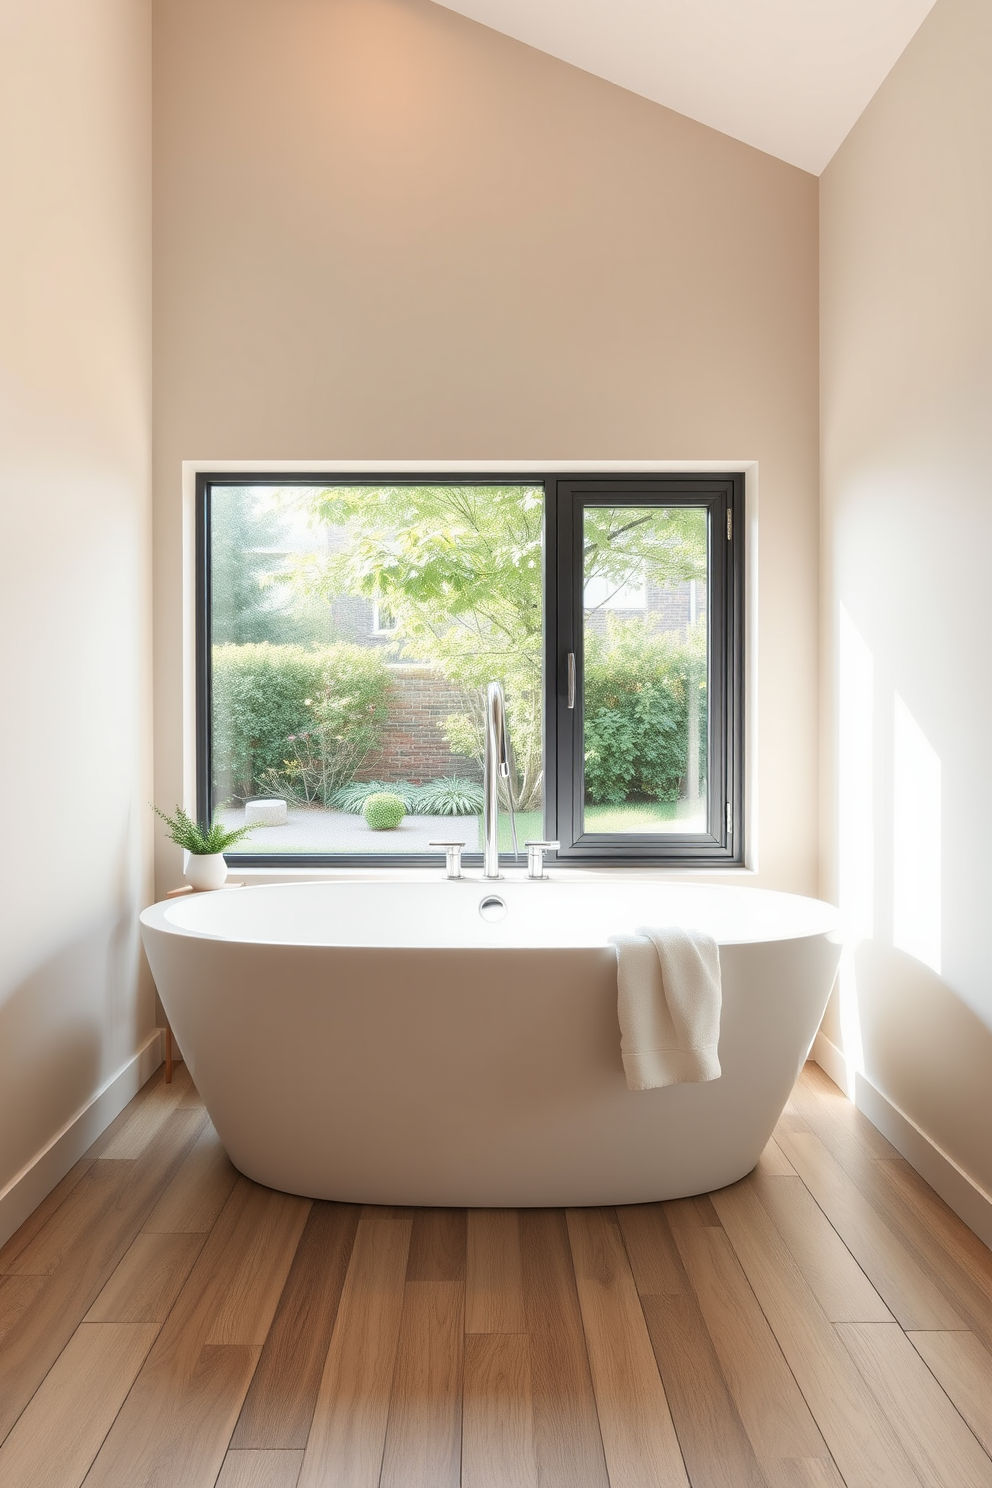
[892,692,941,974]
[837,602,874,1080]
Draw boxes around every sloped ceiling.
[432,0,937,173]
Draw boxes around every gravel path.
[220,805,482,854]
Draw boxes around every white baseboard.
[0,1029,164,1251]
[810,1029,854,1097]
[811,1032,992,1252]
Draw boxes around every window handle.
[567,652,576,709]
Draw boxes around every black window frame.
[195,470,745,868]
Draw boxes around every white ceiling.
[433,0,937,174]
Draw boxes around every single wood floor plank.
[837,1321,992,1488]
[748,1170,894,1323]
[405,1206,466,1282]
[142,1120,238,1233]
[81,1176,305,1487]
[567,1207,690,1488]
[760,1459,848,1487]
[774,1126,966,1330]
[0,1107,204,1444]
[0,1321,158,1488]
[7,1160,135,1277]
[231,1202,360,1450]
[640,1292,768,1488]
[663,1194,722,1228]
[466,1209,526,1333]
[519,1209,610,1488]
[777,1103,813,1136]
[908,1330,992,1457]
[756,1137,797,1177]
[84,1231,205,1322]
[0,1274,45,1348]
[99,1061,195,1159]
[877,1159,992,1291]
[82,1064,173,1157]
[379,1279,464,1488]
[0,1160,94,1272]
[216,1448,304,1488]
[672,1221,829,1462]
[798,1064,901,1162]
[204,1182,311,1346]
[463,1333,539,1488]
[297,1206,413,1488]
[615,1203,688,1298]
[713,1180,927,1488]
[85,1342,261,1488]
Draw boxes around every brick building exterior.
[356,665,482,784]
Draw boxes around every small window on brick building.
[371,601,399,636]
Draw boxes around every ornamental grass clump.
[362,792,406,830]
[331,779,419,814]
[153,804,254,855]
[411,776,484,816]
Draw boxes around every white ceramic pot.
[185,852,227,891]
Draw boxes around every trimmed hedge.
[363,792,406,830]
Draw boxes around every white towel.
[610,926,722,1090]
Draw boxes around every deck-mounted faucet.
[483,681,513,879]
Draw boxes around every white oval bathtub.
[139,878,840,1207]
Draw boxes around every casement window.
[196,473,744,867]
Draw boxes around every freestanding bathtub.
[139,878,840,1207]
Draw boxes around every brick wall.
[357,665,482,784]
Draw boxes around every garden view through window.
[200,475,742,864]
[580,504,708,836]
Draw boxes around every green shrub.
[331,779,419,813]
[363,792,406,830]
[583,621,707,806]
[212,643,389,805]
[412,777,485,815]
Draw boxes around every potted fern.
[154,805,254,891]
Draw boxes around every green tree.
[212,488,338,646]
[286,485,706,811]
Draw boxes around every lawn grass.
[495,799,702,850]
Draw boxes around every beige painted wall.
[820,0,992,1190]
[0,0,153,1235]
[152,0,820,894]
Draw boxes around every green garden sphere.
[362,791,406,830]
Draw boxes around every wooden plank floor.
[2,1062,992,1487]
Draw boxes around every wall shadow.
[0,926,123,1194]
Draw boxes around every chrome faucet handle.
[525,840,560,879]
[429,841,466,880]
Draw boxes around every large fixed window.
[196,473,743,867]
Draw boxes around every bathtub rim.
[140,875,840,950]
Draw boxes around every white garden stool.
[245,798,288,826]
